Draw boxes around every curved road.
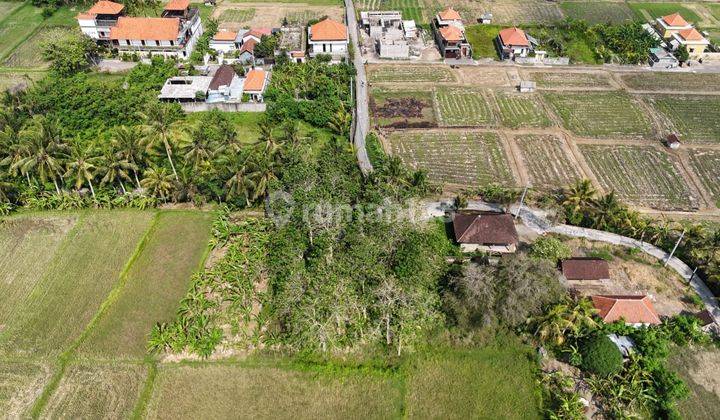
[344,0,373,175]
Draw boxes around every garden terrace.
[494,91,552,128]
[513,134,583,188]
[370,89,436,128]
[367,65,457,83]
[648,95,720,144]
[527,71,616,90]
[543,91,653,139]
[579,144,699,210]
[387,130,516,186]
[688,149,720,206]
[619,72,720,93]
[435,88,496,127]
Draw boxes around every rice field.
[387,130,516,186]
[620,73,720,92]
[579,144,698,210]
[494,91,552,128]
[0,362,52,418]
[514,134,583,188]
[648,95,720,144]
[0,1,22,19]
[0,71,43,93]
[41,363,147,419]
[146,364,403,419]
[2,26,74,68]
[688,149,720,205]
[628,3,701,23]
[218,8,255,24]
[530,71,615,89]
[435,88,495,127]
[358,0,424,22]
[543,91,653,139]
[367,65,457,83]
[0,3,44,61]
[560,1,637,24]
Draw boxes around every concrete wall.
[180,102,266,112]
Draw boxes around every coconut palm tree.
[0,125,29,184]
[110,125,145,188]
[137,103,187,181]
[64,141,101,198]
[328,105,351,137]
[224,157,253,205]
[592,191,623,231]
[563,179,596,218]
[99,147,136,194]
[141,166,175,201]
[14,116,68,193]
[531,299,597,346]
[246,152,278,202]
[182,125,220,171]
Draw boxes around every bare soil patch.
[213,3,344,29]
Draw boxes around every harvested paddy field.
[688,149,720,206]
[435,88,496,127]
[213,3,344,29]
[146,364,403,419]
[559,1,636,24]
[41,362,147,419]
[2,27,74,68]
[513,134,583,188]
[494,91,552,128]
[648,95,720,144]
[367,65,457,83]
[387,130,516,186]
[77,211,213,360]
[543,91,652,139]
[359,0,424,22]
[0,3,44,61]
[668,345,720,420]
[620,72,720,92]
[528,71,615,90]
[579,144,699,210]
[0,361,52,418]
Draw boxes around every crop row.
[514,134,582,188]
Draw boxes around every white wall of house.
[78,18,115,40]
[308,39,348,57]
[459,243,517,253]
[209,40,236,53]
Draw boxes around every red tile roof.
[438,7,462,21]
[239,38,257,54]
[439,25,464,42]
[213,30,237,41]
[209,65,237,90]
[87,1,124,15]
[499,27,529,47]
[592,295,661,325]
[110,17,180,41]
[662,13,689,27]
[310,18,347,41]
[667,133,680,144]
[246,28,272,38]
[677,28,705,41]
[244,69,267,92]
[453,212,518,246]
[164,0,190,11]
[562,258,610,280]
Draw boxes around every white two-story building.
[76,0,125,42]
[308,18,348,59]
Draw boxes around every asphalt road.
[344,0,373,175]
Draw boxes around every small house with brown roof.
[432,7,472,59]
[308,18,348,59]
[561,258,610,286]
[207,64,243,102]
[655,13,693,39]
[591,295,661,326]
[666,133,681,149]
[77,1,125,42]
[497,27,531,59]
[452,212,519,253]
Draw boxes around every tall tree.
[64,141,100,198]
[141,166,175,201]
[138,103,186,180]
[14,116,68,193]
[110,125,145,188]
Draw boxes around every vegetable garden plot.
[648,95,720,144]
[579,144,698,210]
[358,0,424,22]
[543,91,652,139]
[514,134,582,188]
[218,8,255,24]
[529,71,614,89]
[367,65,457,83]
[495,91,552,128]
[387,130,516,186]
[559,2,636,24]
[435,88,495,127]
[688,150,720,205]
[620,73,720,92]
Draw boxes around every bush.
[581,335,623,376]
[530,236,572,263]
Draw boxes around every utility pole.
[515,185,529,220]
[664,229,685,267]
[688,266,698,284]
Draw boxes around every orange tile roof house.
[243,69,269,102]
[209,30,238,54]
[591,295,661,326]
[80,0,204,59]
[655,12,693,38]
[308,18,348,59]
[497,27,531,60]
[432,7,472,59]
[671,27,710,58]
[452,212,519,253]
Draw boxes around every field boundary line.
[131,361,158,420]
[28,211,161,419]
[0,0,27,29]
[0,5,46,62]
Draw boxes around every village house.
[666,133,681,149]
[497,27,531,59]
[591,295,661,326]
[452,212,519,253]
[108,0,203,59]
[158,75,213,102]
[206,64,244,103]
[655,12,693,39]
[158,64,265,103]
[308,18,348,59]
[76,0,125,42]
[243,68,269,102]
[360,10,403,38]
[670,27,710,58]
[649,47,679,68]
[360,10,418,59]
[432,7,472,59]
[279,25,306,63]
[209,30,238,53]
[561,258,610,286]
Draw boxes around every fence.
[514,56,570,66]
[180,102,266,113]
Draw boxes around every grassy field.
[465,25,501,59]
[219,8,256,24]
[146,363,403,419]
[649,95,720,144]
[405,342,541,419]
[688,149,720,206]
[514,134,583,188]
[543,91,652,139]
[3,26,74,68]
[0,361,52,417]
[77,212,212,360]
[0,3,44,61]
[0,211,154,358]
[530,71,614,89]
[560,1,637,24]
[186,111,264,144]
[41,362,147,419]
[495,91,552,128]
[367,65,456,83]
[387,130,516,186]
[358,0,424,22]
[668,345,720,420]
[435,88,496,127]
[370,89,436,127]
[620,72,720,92]
[579,144,698,210]
[0,1,22,18]
[628,2,701,23]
